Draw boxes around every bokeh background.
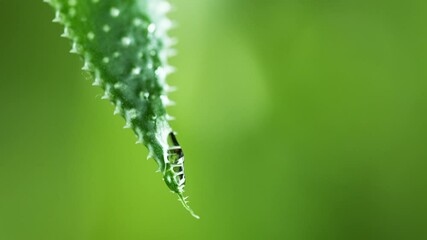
[1,0,427,239]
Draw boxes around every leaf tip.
[178,194,200,219]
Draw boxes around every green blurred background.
[1,0,427,239]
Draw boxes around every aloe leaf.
[45,0,199,219]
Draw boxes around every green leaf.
[45,0,199,219]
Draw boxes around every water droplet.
[103,25,110,32]
[121,37,132,46]
[69,8,76,17]
[68,0,77,6]
[110,7,120,17]
[148,23,156,33]
[114,82,124,89]
[133,18,143,26]
[87,32,95,40]
[132,67,141,75]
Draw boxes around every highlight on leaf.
[44,0,199,219]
